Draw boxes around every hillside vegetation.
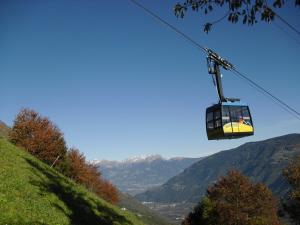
[0,138,144,225]
[8,108,119,204]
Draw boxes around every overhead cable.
[128,0,207,54]
[275,13,300,37]
[273,21,300,46]
[232,69,300,120]
[129,0,300,121]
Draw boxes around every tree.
[174,0,300,33]
[9,108,67,166]
[283,155,300,224]
[67,148,119,204]
[93,178,119,205]
[9,108,119,204]
[183,170,281,225]
[182,197,217,225]
[67,148,89,184]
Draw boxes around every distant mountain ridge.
[92,154,186,165]
[0,120,10,138]
[94,155,202,195]
[136,134,300,203]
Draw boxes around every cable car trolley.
[205,49,254,140]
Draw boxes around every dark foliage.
[174,0,300,33]
[283,155,300,224]
[183,170,281,225]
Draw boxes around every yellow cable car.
[206,102,254,140]
[205,49,254,140]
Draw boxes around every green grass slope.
[0,138,144,225]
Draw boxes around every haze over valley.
[93,155,202,195]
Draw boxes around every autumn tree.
[67,148,89,183]
[93,177,119,205]
[183,170,281,225]
[174,0,300,33]
[9,109,119,204]
[9,108,67,167]
[67,148,119,204]
[283,155,300,224]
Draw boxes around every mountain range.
[93,155,201,195]
[135,134,300,204]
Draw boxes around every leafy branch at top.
[174,0,300,33]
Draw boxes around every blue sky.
[1,0,300,160]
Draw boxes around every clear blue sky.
[1,0,299,160]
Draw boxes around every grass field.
[0,138,144,225]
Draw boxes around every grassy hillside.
[0,138,144,225]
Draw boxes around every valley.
[97,134,300,223]
[94,155,201,195]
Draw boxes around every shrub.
[9,108,67,166]
[67,148,119,204]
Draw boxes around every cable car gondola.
[206,102,254,140]
[205,49,254,140]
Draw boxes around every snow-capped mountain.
[91,154,164,165]
[93,155,203,195]
[123,154,163,163]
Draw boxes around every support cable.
[232,69,300,120]
[275,13,300,37]
[128,0,207,54]
[273,21,300,46]
[128,0,300,121]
